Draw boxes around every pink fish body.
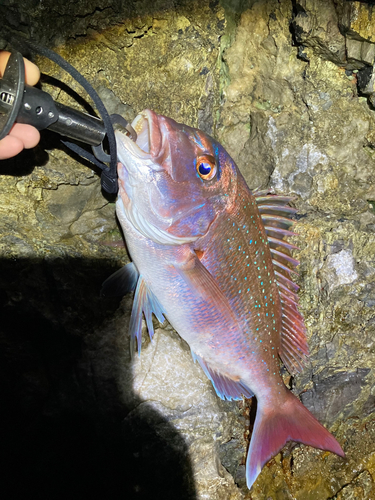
[106,109,345,489]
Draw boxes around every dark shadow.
[0,129,100,178]
[0,256,197,500]
[0,145,49,176]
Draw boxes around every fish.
[102,109,345,489]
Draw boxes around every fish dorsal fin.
[129,276,166,356]
[254,190,309,374]
[191,351,254,401]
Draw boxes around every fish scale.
[195,180,283,391]
[105,109,345,490]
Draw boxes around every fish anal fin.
[192,352,253,401]
[246,390,345,489]
[129,276,165,357]
[101,262,139,297]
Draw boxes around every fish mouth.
[115,109,162,161]
[115,110,200,246]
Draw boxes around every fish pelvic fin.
[246,390,345,490]
[191,352,253,401]
[101,262,139,297]
[129,275,166,357]
[101,263,165,357]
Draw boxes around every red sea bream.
[105,109,345,489]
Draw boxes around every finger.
[24,58,41,86]
[9,123,40,149]
[0,135,23,160]
[0,51,10,77]
[0,51,40,85]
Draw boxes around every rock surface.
[0,1,375,499]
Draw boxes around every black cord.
[61,140,108,169]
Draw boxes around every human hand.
[0,51,41,160]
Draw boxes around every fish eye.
[196,155,217,180]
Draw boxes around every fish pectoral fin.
[174,254,241,329]
[192,351,253,401]
[129,275,166,357]
[101,262,139,297]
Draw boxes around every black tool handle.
[16,85,106,146]
[49,102,105,147]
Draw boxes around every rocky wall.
[0,1,374,499]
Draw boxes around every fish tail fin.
[246,390,345,489]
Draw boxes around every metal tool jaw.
[0,50,137,194]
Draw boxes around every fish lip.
[115,109,162,161]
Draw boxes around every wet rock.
[336,470,374,500]
[42,184,95,226]
[96,86,135,123]
[219,0,375,497]
[322,248,359,292]
[1,0,375,498]
[337,0,375,44]
[300,368,371,425]
[291,0,346,65]
[69,206,116,240]
[346,38,375,69]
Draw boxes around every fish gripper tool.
[0,49,137,194]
